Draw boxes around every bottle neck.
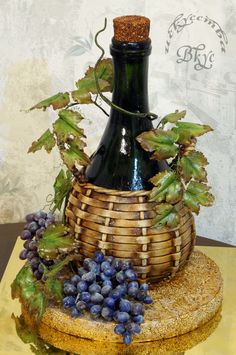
[110,38,151,114]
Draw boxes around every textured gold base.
[22,250,223,351]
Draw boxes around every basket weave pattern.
[66,181,196,282]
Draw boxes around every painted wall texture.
[0,0,235,245]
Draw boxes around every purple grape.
[71,307,79,318]
[70,275,81,285]
[116,271,126,283]
[121,260,132,271]
[38,263,45,274]
[140,283,149,291]
[38,218,46,227]
[64,283,77,296]
[126,322,141,334]
[123,331,132,345]
[82,271,96,283]
[28,221,39,233]
[112,258,122,271]
[76,300,87,312]
[125,269,137,281]
[94,251,105,264]
[131,303,144,316]
[25,213,35,222]
[132,315,144,324]
[136,290,147,302]
[143,295,153,304]
[106,256,113,264]
[102,280,112,287]
[80,292,91,303]
[101,285,112,297]
[91,292,104,304]
[28,240,37,251]
[89,283,101,294]
[27,251,36,260]
[128,281,139,289]
[78,267,87,277]
[110,289,122,301]
[101,307,114,321]
[23,240,31,249]
[77,280,88,292]
[116,284,127,297]
[101,261,110,271]
[128,287,138,298]
[90,304,102,318]
[19,249,28,260]
[103,266,115,278]
[119,299,132,313]
[21,230,32,240]
[114,323,126,335]
[115,311,130,323]
[36,227,45,237]
[103,297,116,310]
[33,270,42,280]
[63,296,75,308]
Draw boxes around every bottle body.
[85,39,168,190]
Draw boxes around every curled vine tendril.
[94,18,158,121]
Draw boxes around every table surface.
[0,232,236,354]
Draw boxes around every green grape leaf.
[75,58,113,97]
[172,122,213,145]
[162,110,186,124]
[28,129,56,154]
[183,181,215,214]
[11,265,46,322]
[136,129,179,160]
[30,92,70,111]
[53,109,86,149]
[61,142,90,170]
[178,150,208,183]
[153,203,180,229]
[52,169,73,212]
[149,170,183,204]
[71,89,93,104]
[38,224,75,259]
[44,278,63,302]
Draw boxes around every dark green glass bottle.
[85,36,168,190]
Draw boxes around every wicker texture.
[66,181,196,282]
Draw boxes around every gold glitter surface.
[22,250,223,344]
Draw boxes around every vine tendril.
[94,18,158,121]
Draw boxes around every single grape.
[119,299,132,313]
[28,240,37,251]
[41,258,53,267]
[102,280,112,287]
[33,270,42,280]
[132,315,144,324]
[77,280,88,292]
[116,284,127,297]
[28,221,39,233]
[70,275,81,285]
[136,290,147,302]
[114,323,126,335]
[100,272,111,281]
[126,322,141,334]
[63,296,75,308]
[82,271,96,283]
[76,300,87,312]
[140,283,149,292]
[115,311,130,323]
[80,292,91,303]
[91,292,104,304]
[25,213,35,222]
[38,218,46,227]
[121,260,132,271]
[46,212,55,220]
[90,304,102,318]
[143,295,153,304]
[23,240,31,249]
[106,256,113,264]
[101,307,114,321]
[101,261,110,271]
[93,250,105,264]
[21,230,32,240]
[19,249,28,260]
[83,258,93,270]
[110,289,122,301]
[101,285,112,297]
[123,331,132,345]
[112,258,122,271]
[131,303,144,316]
[103,266,115,278]
[27,251,36,261]
[64,283,77,296]
[78,267,87,277]
[38,263,45,274]
[71,307,80,318]
[103,297,116,310]
[45,219,54,228]
[88,283,101,294]
[125,269,137,281]
[128,287,138,298]
[116,271,126,283]
[128,281,139,289]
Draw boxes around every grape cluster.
[62,251,153,345]
[19,211,55,280]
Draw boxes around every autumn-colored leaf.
[183,181,215,214]
[52,169,73,212]
[30,92,70,111]
[71,90,93,104]
[136,129,179,160]
[162,110,186,124]
[61,142,90,170]
[75,58,113,97]
[153,203,180,229]
[178,151,208,183]
[172,122,213,145]
[149,170,183,204]
[28,129,56,154]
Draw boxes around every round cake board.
[22,250,223,352]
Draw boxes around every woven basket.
[65,181,196,283]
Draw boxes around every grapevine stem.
[94,18,158,121]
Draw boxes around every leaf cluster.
[137,110,215,228]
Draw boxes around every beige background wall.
[0,0,235,245]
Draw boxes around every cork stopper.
[113,15,150,42]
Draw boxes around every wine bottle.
[85,16,168,190]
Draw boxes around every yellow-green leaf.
[162,110,186,124]
[28,129,56,154]
[61,142,90,170]
[183,181,215,214]
[75,58,113,96]
[52,169,73,212]
[71,90,93,104]
[153,203,180,229]
[149,170,183,204]
[172,122,213,145]
[30,92,70,111]
[136,129,179,160]
[178,151,208,183]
